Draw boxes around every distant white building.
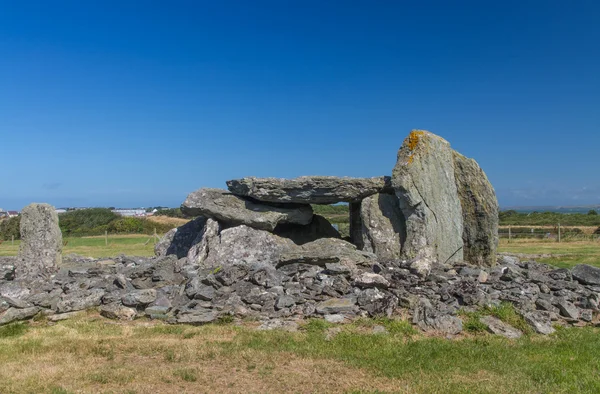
[55,209,67,214]
[112,209,148,217]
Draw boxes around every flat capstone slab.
[226,176,393,204]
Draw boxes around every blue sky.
[1,1,598,210]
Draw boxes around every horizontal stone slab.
[181,188,313,231]
[227,176,393,204]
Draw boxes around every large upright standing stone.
[16,203,62,279]
[453,152,499,266]
[392,130,464,264]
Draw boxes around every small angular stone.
[316,298,356,314]
[479,315,522,339]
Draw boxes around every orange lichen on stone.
[406,130,426,164]
[407,130,425,151]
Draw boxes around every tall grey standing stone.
[453,152,499,266]
[360,193,406,261]
[392,130,464,264]
[181,188,313,231]
[16,203,62,279]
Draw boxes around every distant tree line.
[499,210,600,226]
[0,208,176,240]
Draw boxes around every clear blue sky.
[1,1,598,210]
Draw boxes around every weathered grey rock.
[412,298,463,335]
[359,193,406,260]
[4,296,31,309]
[201,225,293,268]
[0,281,30,299]
[275,295,296,310]
[249,265,284,288]
[56,289,104,313]
[99,304,137,321]
[145,305,170,318]
[372,325,389,335]
[521,310,555,335]
[353,273,390,289]
[193,284,216,301]
[227,176,393,204]
[181,188,313,231]
[155,217,207,258]
[122,289,157,307]
[176,308,218,325]
[316,298,356,314]
[324,314,347,323]
[214,265,249,286]
[1,264,15,281]
[453,152,499,266]
[47,311,82,322]
[572,265,600,286]
[258,319,299,331]
[278,238,375,268]
[0,307,39,325]
[325,263,351,275]
[557,300,579,320]
[187,218,220,265]
[479,316,522,339]
[409,257,432,278]
[580,309,593,322]
[392,131,464,264]
[196,224,373,270]
[16,203,62,279]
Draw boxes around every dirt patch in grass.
[0,319,404,393]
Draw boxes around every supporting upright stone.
[453,152,499,266]
[16,203,62,279]
[349,202,363,249]
[392,130,464,264]
[360,193,405,261]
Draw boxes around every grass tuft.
[173,368,198,382]
[0,322,29,338]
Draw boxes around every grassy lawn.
[498,239,600,268]
[0,234,158,258]
[0,313,599,393]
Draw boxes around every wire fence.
[499,225,600,242]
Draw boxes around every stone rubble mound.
[3,130,588,338]
[2,252,599,336]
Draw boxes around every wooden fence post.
[508,226,512,243]
[558,223,561,243]
[11,235,14,245]
[105,230,108,246]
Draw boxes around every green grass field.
[498,239,600,268]
[0,234,158,258]
[0,313,599,393]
